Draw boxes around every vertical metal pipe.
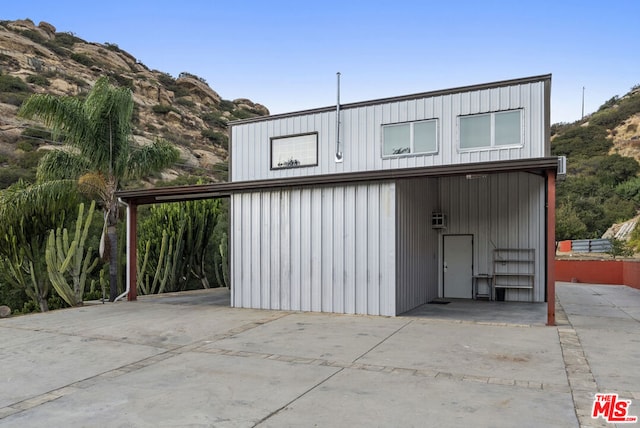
[335,72,343,162]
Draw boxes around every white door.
[443,235,473,299]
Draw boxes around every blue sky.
[3,1,639,123]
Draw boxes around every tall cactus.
[45,201,100,306]
[137,230,173,295]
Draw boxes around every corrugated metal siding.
[231,81,547,182]
[439,172,546,302]
[230,182,397,316]
[395,178,440,314]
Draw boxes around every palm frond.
[0,179,79,240]
[124,139,180,181]
[82,77,134,172]
[18,94,87,144]
[36,149,91,182]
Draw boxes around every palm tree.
[19,76,179,301]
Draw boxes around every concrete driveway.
[0,283,638,427]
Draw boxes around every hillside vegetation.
[0,19,266,314]
[552,84,640,243]
[0,18,268,189]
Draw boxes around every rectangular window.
[271,132,318,169]
[382,119,438,157]
[459,109,522,150]
[494,110,521,146]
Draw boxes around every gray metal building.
[118,74,560,323]
[228,74,559,317]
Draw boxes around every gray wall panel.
[231,183,397,316]
[231,81,548,182]
[395,178,440,314]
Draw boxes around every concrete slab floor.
[0,284,637,427]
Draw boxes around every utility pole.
[581,86,585,120]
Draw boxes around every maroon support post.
[127,202,138,301]
[546,170,556,326]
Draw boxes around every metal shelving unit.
[492,249,534,301]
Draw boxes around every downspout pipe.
[335,72,343,162]
[114,197,130,302]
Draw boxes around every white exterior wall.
[230,182,397,316]
[439,172,546,302]
[231,80,547,181]
[395,178,440,314]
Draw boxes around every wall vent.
[557,156,567,180]
[432,212,446,229]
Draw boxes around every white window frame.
[270,132,318,170]
[381,118,439,158]
[458,109,523,151]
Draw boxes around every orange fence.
[555,259,640,290]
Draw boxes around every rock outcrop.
[0,19,269,186]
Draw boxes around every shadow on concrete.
[402,299,547,325]
[136,287,231,306]
[136,288,547,325]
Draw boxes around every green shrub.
[230,109,256,120]
[156,72,189,97]
[607,238,634,259]
[590,92,640,130]
[201,129,228,148]
[595,154,640,187]
[105,42,121,52]
[152,104,176,114]
[42,41,68,57]
[109,73,133,89]
[178,71,207,84]
[54,32,84,47]
[156,72,175,87]
[212,161,229,181]
[219,99,235,111]
[26,74,50,87]
[0,166,34,189]
[0,53,20,70]
[16,150,44,169]
[0,74,30,92]
[201,112,228,129]
[15,140,34,152]
[61,73,88,88]
[0,92,28,106]
[175,97,195,107]
[551,125,611,158]
[70,52,94,67]
[17,29,46,45]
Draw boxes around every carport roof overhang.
[117,157,560,205]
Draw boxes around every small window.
[459,109,522,150]
[382,119,438,157]
[494,110,521,146]
[271,132,318,170]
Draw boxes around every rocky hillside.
[607,90,640,160]
[0,19,269,188]
[551,84,640,241]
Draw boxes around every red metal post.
[546,170,556,326]
[128,202,138,301]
